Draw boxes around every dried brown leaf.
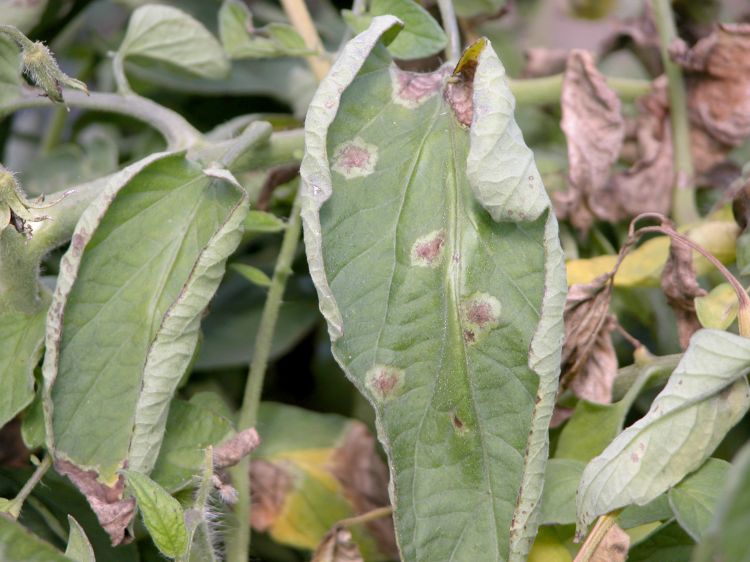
[599,2,661,76]
[0,418,30,469]
[330,423,398,558]
[55,459,135,545]
[590,523,630,562]
[661,236,707,349]
[672,25,750,162]
[249,458,294,531]
[555,50,625,232]
[561,274,618,403]
[522,47,569,78]
[212,427,260,469]
[311,526,364,562]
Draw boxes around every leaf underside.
[301,18,565,562]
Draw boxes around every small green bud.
[0,165,67,239]
[21,41,88,104]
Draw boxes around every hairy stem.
[437,0,461,61]
[4,455,52,519]
[653,0,699,226]
[0,89,201,149]
[226,191,303,561]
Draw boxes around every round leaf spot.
[365,365,404,401]
[390,67,445,109]
[410,229,446,268]
[331,138,378,179]
[460,292,501,345]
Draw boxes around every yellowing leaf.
[696,283,739,330]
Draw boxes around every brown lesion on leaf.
[54,458,135,545]
[410,229,446,268]
[444,38,486,127]
[390,66,445,109]
[213,427,261,469]
[331,138,378,179]
[460,292,501,346]
[365,365,404,401]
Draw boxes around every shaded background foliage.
[2,0,750,560]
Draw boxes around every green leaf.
[244,210,286,233]
[65,515,95,562]
[0,0,48,33]
[301,20,566,561]
[0,297,47,428]
[219,0,312,59]
[231,263,272,287]
[736,229,750,276]
[693,442,750,562]
[668,458,730,540]
[0,34,21,104]
[252,402,396,560]
[119,4,230,80]
[123,470,188,558]
[0,516,71,561]
[150,398,233,492]
[618,494,674,529]
[627,521,694,562]
[42,153,247,543]
[540,459,585,525]
[453,0,507,18]
[576,330,750,535]
[695,283,738,330]
[555,400,625,462]
[343,0,447,60]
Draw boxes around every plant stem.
[653,0,699,226]
[279,0,330,81]
[226,191,303,562]
[508,74,651,105]
[574,510,621,562]
[337,506,393,528]
[437,0,461,61]
[4,455,52,519]
[0,89,201,149]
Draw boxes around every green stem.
[653,0,699,225]
[437,0,461,61]
[226,191,303,562]
[40,107,68,154]
[4,455,52,519]
[0,89,201,149]
[0,25,34,50]
[508,74,651,105]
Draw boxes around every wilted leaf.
[213,427,260,469]
[660,236,707,349]
[311,526,364,562]
[119,4,230,80]
[671,24,750,153]
[555,50,624,232]
[693,442,750,562]
[522,47,568,78]
[599,3,661,76]
[42,154,247,543]
[695,283,738,330]
[123,470,188,558]
[343,0,447,60]
[251,402,396,560]
[0,516,70,561]
[576,329,750,535]
[668,458,729,540]
[301,19,566,560]
[0,418,30,468]
[65,515,95,562]
[561,275,617,403]
[219,0,313,59]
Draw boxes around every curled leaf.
[661,235,707,349]
[555,50,624,232]
[561,274,617,404]
[695,283,738,330]
[212,427,260,469]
